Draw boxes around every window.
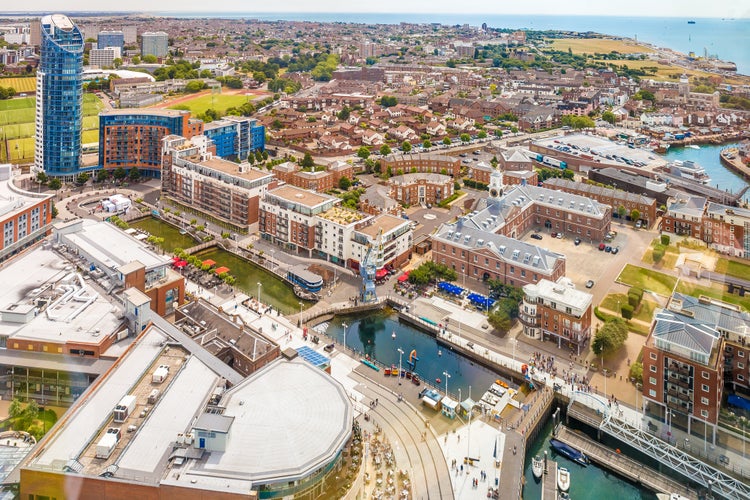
[701,397,709,405]
[649,377,656,385]
[702,384,709,392]
[649,365,657,373]
[650,352,657,360]
[739,351,745,358]
[700,410,709,418]
[739,374,746,382]
[702,371,710,379]
[738,362,744,369]
[649,389,656,397]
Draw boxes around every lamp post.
[397,348,404,385]
[667,409,673,441]
[342,322,348,349]
[442,371,451,398]
[270,249,275,271]
[740,416,748,460]
[257,282,262,305]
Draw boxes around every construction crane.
[360,228,382,303]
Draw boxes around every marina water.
[664,142,748,202]
[328,311,656,498]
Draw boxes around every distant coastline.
[0,12,747,74]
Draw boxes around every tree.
[460,133,471,143]
[48,178,62,191]
[380,95,398,107]
[36,171,48,185]
[76,173,90,186]
[8,399,22,419]
[443,137,452,145]
[423,139,432,149]
[488,309,512,332]
[660,234,670,246]
[142,54,158,64]
[652,244,666,265]
[592,318,629,357]
[379,144,391,156]
[630,209,641,224]
[357,146,371,160]
[131,55,141,65]
[601,110,616,124]
[621,304,634,320]
[477,130,487,139]
[300,152,314,168]
[129,167,141,181]
[617,205,627,219]
[113,167,127,181]
[337,106,350,121]
[112,58,123,69]
[629,361,643,384]
[401,141,412,153]
[24,399,39,422]
[96,169,109,183]
[338,176,352,190]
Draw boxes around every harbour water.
[663,142,749,202]
[327,311,656,498]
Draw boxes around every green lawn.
[675,279,750,312]
[168,93,255,116]
[714,258,750,280]
[0,93,102,162]
[599,292,658,335]
[616,264,677,296]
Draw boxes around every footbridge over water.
[567,392,750,500]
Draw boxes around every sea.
[154,12,750,75]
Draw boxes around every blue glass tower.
[35,14,84,178]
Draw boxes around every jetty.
[539,456,558,500]
[554,426,697,499]
[720,146,750,181]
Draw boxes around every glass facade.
[36,14,84,178]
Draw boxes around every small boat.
[532,455,544,480]
[559,493,570,500]
[437,349,442,356]
[550,439,589,466]
[687,20,696,24]
[495,379,509,389]
[687,144,700,149]
[392,331,396,339]
[557,467,570,492]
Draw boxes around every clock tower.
[488,168,504,202]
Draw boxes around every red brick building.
[271,160,353,192]
[388,173,454,206]
[380,153,460,177]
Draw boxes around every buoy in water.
[438,349,442,356]
[436,378,441,384]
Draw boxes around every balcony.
[518,314,539,328]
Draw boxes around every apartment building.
[388,173,454,206]
[202,116,265,161]
[141,31,168,58]
[97,30,124,50]
[271,161,353,192]
[662,197,750,258]
[520,277,593,355]
[348,214,412,272]
[431,223,566,288]
[89,46,121,68]
[99,109,204,177]
[162,135,276,230]
[0,165,54,263]
[503,169,538,187]
[468,161,494,184]
[642,294,728,444]
[543,177,657,227]
[380,153,461,177]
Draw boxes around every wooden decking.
[540,456,558,500]
[555,426,698,499]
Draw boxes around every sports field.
[166,92,257,116]
[548,38,655,55]
[0,77,36,93]
[0,93,103,163]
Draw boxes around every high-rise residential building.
[35,14,84,178]
[121,25,137,44]
[140,31,168,58]
[89,46,121,68]
[29,19,41,46]
[97,30,124,51]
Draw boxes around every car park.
[585,280,595,288]
[531,234,543,240]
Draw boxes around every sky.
[4,1,749,19]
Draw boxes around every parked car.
[551,232,558,238]
[635,221,642,229]
[531,233,543,240]
[585,280,595,288]
[555,233,562,239]
[598,243,606,251]
[605,245,612,253]
[611,246,620,255]
[574,238,581,246]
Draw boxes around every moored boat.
[557,467,570,492]
[532,455,544,479]
[550,438,589,466]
